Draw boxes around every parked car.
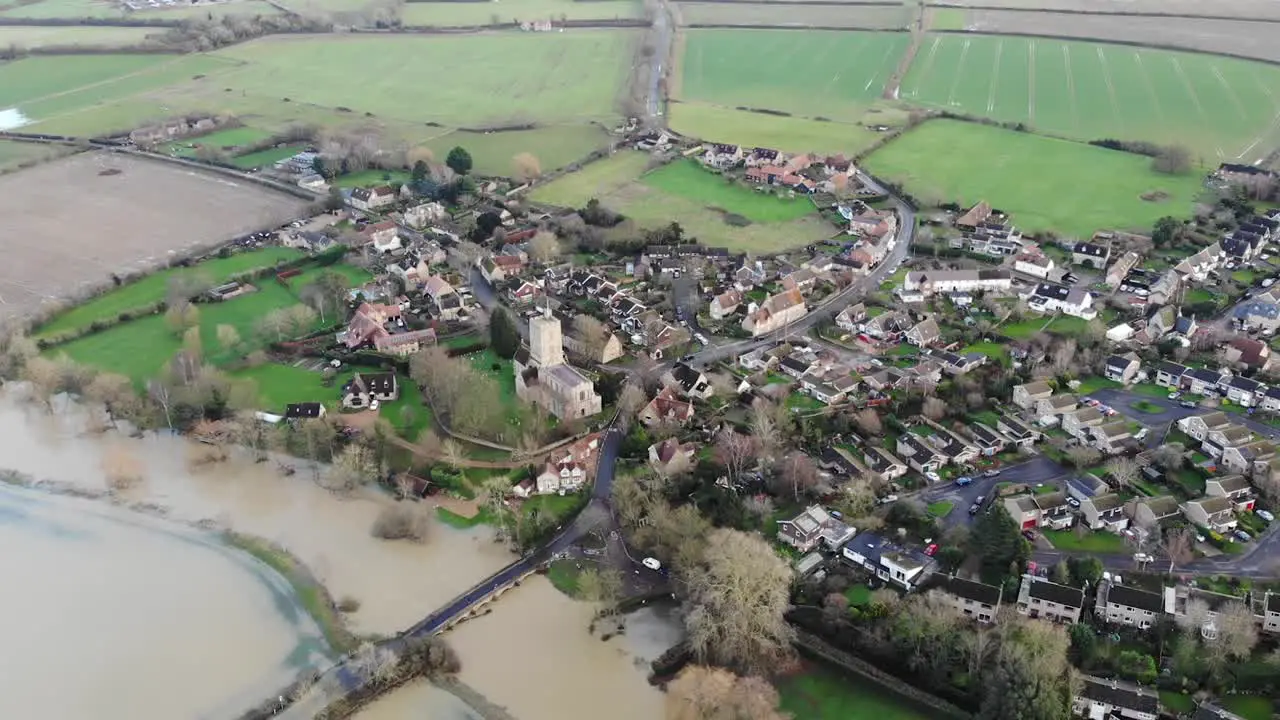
[983,469,1001,478]
[1234,530,1252,543]
[1133,553,1153,564]
[974,495,986,506]
[955,476,974,487]
[924,543,939,556]
[968,503,981,515]
[1067,497,1081,508]
[1181,400,1198,408]
[1022,529,1038,541]
[1134,428,1149,442]
[642,557,662,571]
[1257,509,1275,522]
[1168,391,1181,400]
[880,494,900,505]
[925,471,941,483]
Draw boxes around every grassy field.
[864,119,1203,237]
[402,0,641,25]
[232,362,353,413]
[677,2,911,28]
[1220,695,1274,720]
[35,247,304,340]
[531,152,832,251]
[0,25,157,48]
[901,33,1280,161]
[229,144,307,169]
[0,0,280,18]
[334,169,411,189]
[778,664,932,720]
[423,125,614,177]
[668,102,885,156]
[679,29,909,121]
[161,125,273,157]
[1044,529,1127,552]
[0,139,69,171]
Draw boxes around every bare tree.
[855,408,883,435]
[255,308,293,342]
[512,152,542,182]
[1162,528,1194,574]
[685,528,795,674]
[776,451,818,502]
[835,476,877,519]
[664,665,787,720]
[287,304,319,338]
[921,397,946,421]
[528,230,561,264]
[618,381,648,429]
[1105,456,1139,490]
[1214,600,1259,662]
[750,397,782,459]
[215,323,242,355]
[1066,445,1102,468]
[22,356,63,409]
[575,565,623,614]
[324,443,379,493]
[85,372,137,428]
[165,303,200,337]
[570,314,609,362]
[714,428,757,484]
[1152,444,1185,471]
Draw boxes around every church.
[514,309,603,420]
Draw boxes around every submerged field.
[863,119,1203,237]
[900,34,1280,161]
[678,29,909,121]
[531,152,832,251]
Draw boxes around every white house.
[1027,282,1096,319]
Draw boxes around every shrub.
[371,503,430,542]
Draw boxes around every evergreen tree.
[446,146,473,175]
[489,308,520,359]
[969,506,1028,585]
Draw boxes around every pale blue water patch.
[0,108,30,131]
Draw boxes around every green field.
[669,102,885,156]
[1220,695,1274,720]
[530,152,832,251]
[35,247,304,341]
[679,30,909,121]
[864,119,1203,236]
[228,144,307,169]
[423,125,614,177]
[402,0,641,25]
[901,34,1280,161]
[0,139,68,171]
[53,263,371,384]
[0,25,156,48]
[232,362,354,413]
[0,0,279,18]
[334,169,411,189]
[778,664,932,720]
[161,126,273,157]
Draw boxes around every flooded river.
[0,390,680,719]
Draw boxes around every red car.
[924,543,939,556]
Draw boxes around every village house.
[822,446,870,480]
[782,268,819,294]
[862,310,911,340]
[834,303,867,333]
[1004,492,1073,531]
[954,200,992,231]
[507,280,542,307]
[358,220,400,253]
[966,423,1010,456]
[1095,578,1164,630]
[1264,386,1280,413]
[349,185,396,212]
[1194,704,1250,720]
[997,414,1040,447]
[1224,337,1273,372]
[639,386,694,427]
[648,437,697,475]
[935,351,986,375]
[841,531,934,592]
[1181,496,1238,534]
[1012,381,1054,410]
[1062,406,1105,441]
[1104,353,1142,383]
[930,575,1003,623]
[1155,361,1188,388]
[340,372,398,409]
[742,288,807,337]
[1073,676,1159,720]
[702,143,743,169]
[896,433,946,475]
[1181,368,1224,396]
[403,201,448,229]
[1178,411,1232,443]
[1234,287,1280,332]
[1206,475,1256,512]
[514,310,603,421]
[1105,251,1142,287]
[902,269,1012,296]
[1027,282,1096,319]
[1265,592,1280,634]
[561,319,625,364]
[1204,423,1254,458]
[1017,574,1084,624]
[1013,248,1056,279]
[709,289,742,320]
[1174,245,1222,281]
[1068,473,1112,503]
[662,362,714,400]
[1071,241,1111,269]
[905,317,941,347]
[1220,439,1276,477]
[422,275,465,321]
[534,460,587,495]
[745,147,782,167]
[341,302,438,356]
[1036,393,1079,421]
[1130,495,1180,528]
[863,446,908,482]
[1090,420,1135,455]
[1079,493,1129,533]
[776,505,855,553]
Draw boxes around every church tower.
[528,305,564,368]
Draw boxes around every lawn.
[228,144,307,170]
[1076,376,1121,394]
[35,247,305,340]
[231,362,354,413]
[334,169,412,189]
[1171,468,1207,495]
[668,102,883,156]
[777,664,933,720]
[161,126,273,157]
[843,584,872,607]
[1132,400,1163,414]
[641,160,817,223]
[545,558,585,598]
[1220,695,1274,720]
[961,341,1009,366]
[864,119,1203,237]
[900,34,1280,161]
[402,0,642,25]
[927,500,954,518]
[679,29,910,121]
[1044,529,1126,553]
[530,152,834,252]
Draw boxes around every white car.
[1257,509,1275,523]
[924,471,941,483]
[1168,391,1181,400]
[1133,553,1153,564]
[641,557,662,571]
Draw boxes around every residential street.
[1092,387,1280,442]
[920,455,1070,529]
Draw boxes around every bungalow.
[1194,704,1249,720]
[1026,282,1096,319]
[1181,368,1224,396]
[1013,250,1056,279]
[1072,241,1111,269]
[648,437,697,475]
[709,289,743,320]
[1072,676,1159,720]
[1234,292,1280,333]
[1206,474,1256,512]
[284,402,326,420]
[927,426,980,466]
[935,351,986,375]
[1155,361,1188,388]
[663,362,714,400]
[348,185,396,212]
[1178,411,1232,443]
[1181,496,1238,534]
[1096,578,1164,630]
[864,446,908,482]
[1221,439,1276,477]
[1067,473,1112,502]
[374,328,437,356]
[1017,574,1085,624]
[896,433,946,474]
[967,423,1010,457]
[834,303,867,332]
[1105,352,1142,383]
[905,317,941,347]
[930,575,1003,624]
[341,372,399,409]
[1079,492,1129,533]
[1036,394,1079,420]
[841,531,934,591]
[1012,381,1054,410]
[639,387,695,427]
[822,446,870,479]
[1204,423,1254,458]
[777,505,855,553]
[801,369,858,405]
[955,200,992,230]
[997,414,1040,447]
[1130,495,1180,528]
[1090,420,1135,455]
[863,310,911,339]
[1062,406,1105,441]
[863,367,909,392]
